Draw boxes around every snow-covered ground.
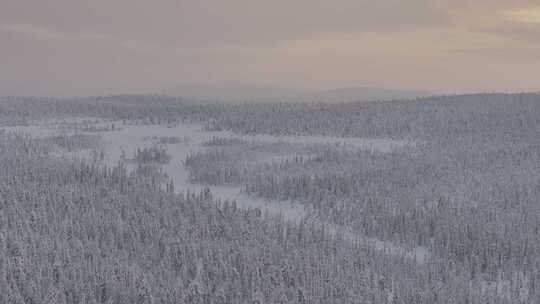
[1,119,428,263]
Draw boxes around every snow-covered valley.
[2,118,428,263]
[2,94,539,302]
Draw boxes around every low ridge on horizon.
[159,83,435,103]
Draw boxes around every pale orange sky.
[1,0,540,96]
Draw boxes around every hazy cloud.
[501,7,540,24]
[0,0,451,47]
[1,24,81,41]
[0,23,169,55]
[1,0,540,95]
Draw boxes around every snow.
[1,119,428,263]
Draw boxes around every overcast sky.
[1,0,540,96]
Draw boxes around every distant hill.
[160,84,305,103]
[304,87,433,103]
[160,84,434,103]
[1,84,433,102]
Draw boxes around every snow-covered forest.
[0,93,539,303]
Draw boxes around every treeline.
[3,93,539,144]
[203,93,540,142]
[184,149,245,186]
[0,95,208,125]
[46,134,101,152]
[134,145,172,164]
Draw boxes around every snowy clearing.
[1,119,427,262]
